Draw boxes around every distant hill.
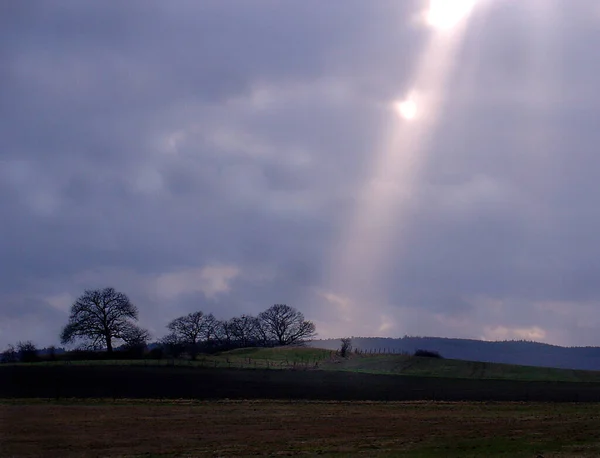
[310,337,600,371]
[221,347,600,382]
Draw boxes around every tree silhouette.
[340,337,352,358]
[163,311,217,358]
[228,314,261,347]
[17,341,39,362]
[258,304,316,346]
[60,287,147,353]
[1,344,17,363]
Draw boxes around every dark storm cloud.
[0,0,421,345]
[2,0,600,347]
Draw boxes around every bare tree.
[17,341,39,363]
[60,287,147,353]
[340,337,352,358]
[229,314,261,347]
[258,304,316,346]
[201,313,220,344]
[164,311,217,357]
[121,325,151,355]
[215,319,234,348]
[165,311,204,345]
[121,326,150,346]
[160,332,185,358]
[1,344,17,363]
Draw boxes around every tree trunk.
[106,335,113,353]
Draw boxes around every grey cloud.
[3,1,600,348]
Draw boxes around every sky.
[2,0,600,349]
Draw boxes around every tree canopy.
[258,304,316,346]
[163,311,219,356]
[60,287,149,352]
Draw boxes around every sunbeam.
[325,0,485,337]
[427,0,477,30]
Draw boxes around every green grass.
[219,346,333,362]
[320,353,600,382]
[12,347,334,370]
[197,346,334,369]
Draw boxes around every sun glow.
[427,0,477,30]
[395,97,418,120]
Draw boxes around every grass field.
[3,399,600,457]
[5,349,600,456]
[18,346,600,383]
[322,353,600,382]
[15,347,334,370]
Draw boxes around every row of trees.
[1,341,40,363]
[162,305,316,357]
[57,287,316,357]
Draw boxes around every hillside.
[311,336,600,371]
[216,347,600,382]
[105,346,600,383]
[7,347,600,402]
[319,353,600,382]
[15,346,600,382]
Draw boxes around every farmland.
[4,363,600,402]
[5,347,600,401]
[3,399,600,457]
[13,346,600,382]
[4,348,600,456]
